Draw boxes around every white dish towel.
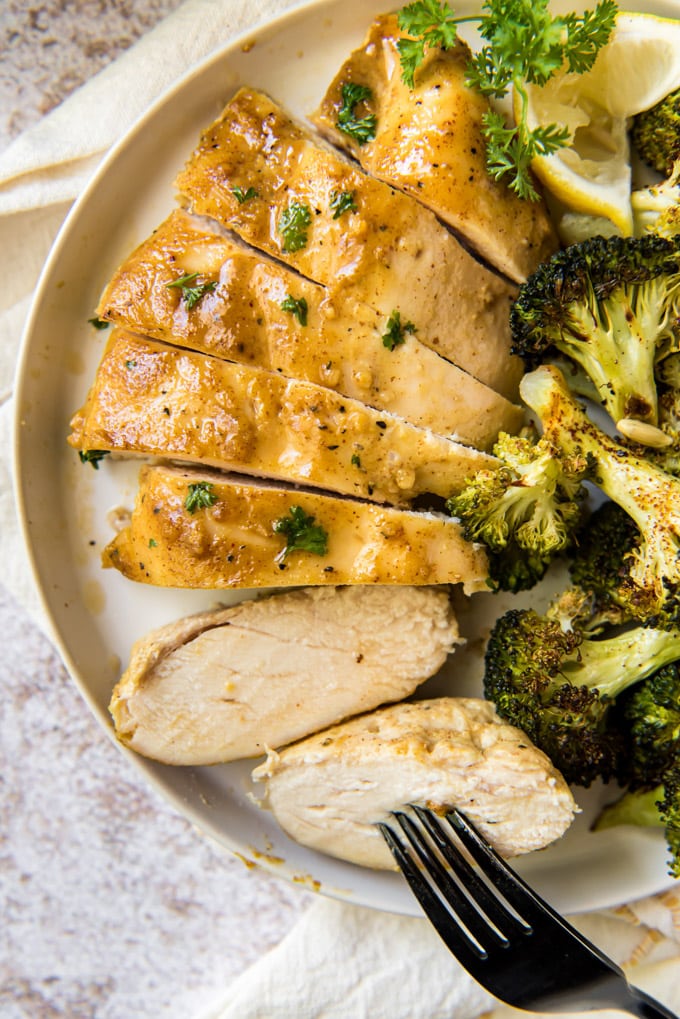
[1,2,679,1017]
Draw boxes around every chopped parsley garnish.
[396,0,617,200]
[166,272,217,310]
[231,186,259,204]
[351,453,362,468]
[273,506,329,561]
[329,189,358,219]
[78,449,110,470]
[88,317,109,330]
[148,538,157,548]
[382,309,417,351]
[184,481,218,514]
[278,202,312,253]
[280,294,308,326]
[336,82,377,145]
[125,360,137,369]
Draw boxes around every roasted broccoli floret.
[521,365,680,625]
[483,606,680,786]
[510,234,680,431]
[547,581,629,635]
[594,663,680,878]
[631,87,680,175]
[446,431,590,593]
[595,769,680,878]
[569,501,650,623]
[632,157,680,239]
[619,663,680,787]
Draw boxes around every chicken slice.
[110,586,461,765]
[102,465,490,593]
[96,209,523,449]
[174,87,523,400]
[68,330,497,506]
[253,697,578,869]
[311,13,558,284]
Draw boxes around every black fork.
[378,807,678,1019]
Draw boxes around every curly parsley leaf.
[79,449,110,470]
[329,189,358,219]
[273,506,329,561]
[278,202,312,253]
[281,294,308,326]
[396,0,618,199]
[336,82,377,145]
[166,272,217,310]
[561,2,619,73]
[231,186,259,204]
[397,0,460,87]
[184,481,218,514]
[382,309,417,351]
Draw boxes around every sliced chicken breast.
[253,697,578,869]
[312,13,558,284]
[96,209,523,449]
[110,586,461,765]
[175,87,523,400]
[102,465,490,593]
[68,330,497,506]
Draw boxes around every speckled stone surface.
[0,3,313,1015]
[0,585,312,1018]
[0,1,186,150]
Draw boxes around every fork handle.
[626,984,679,1019]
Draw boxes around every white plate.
[14,0,679,916]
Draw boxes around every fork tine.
[392,811,510,949]
[445,809,555,923]
[411,806,531,938]
[379,819,508,972]
[378,822,487,969]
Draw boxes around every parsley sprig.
[166,272,217,309]
[382,309,417,351]
[396,0,618,200]
[278,202,312,253]
[336,82,378,145]
[329,189,358,219]
[184,482,218,514]
[231,186,259,204]
[79,449,110,470]
[273,506,329,562]
[281,294,308,326]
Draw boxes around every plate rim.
[13,0,679,917]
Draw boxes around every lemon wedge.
[518,12,680,235]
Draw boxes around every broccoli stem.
[556,279,667,425]
[594,786,665,830]
[558,627,680,701]
[521,365,680,600]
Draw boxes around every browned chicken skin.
[96,209,523,448]
[312,13,558,284]
[102,464,490,592]
[69,330,498,506]
[175,87,523,399]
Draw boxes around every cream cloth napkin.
[1,2,679,1017]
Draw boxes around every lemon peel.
[518,11,680,234]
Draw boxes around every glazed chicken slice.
[253,698,578,869]
[175,87,523,400]
[311,13,558,284]
[102,465,490,592]
[110,586,461,765]
[68,331,497,506]
[96,209,523,449]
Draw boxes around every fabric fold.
[2,2,680,1017]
